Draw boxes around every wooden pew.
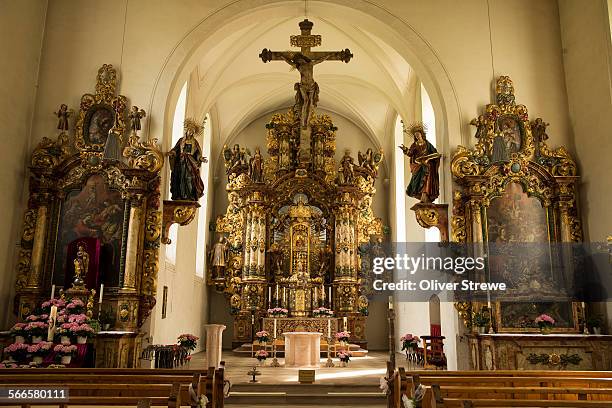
[430,384,612,407]
[449,399,612,407]
[0,367,224,407]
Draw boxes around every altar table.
[283,332,321,367]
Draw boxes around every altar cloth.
[283,331,322,367]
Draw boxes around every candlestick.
[343,316,348,331]
[275,284,279,303]
[283,288,286,307]
[274,318,277,338]
[388,295,394,310]
[268,286,272,308]
[327,319,331,338]
[328,286,332,308]
[50,284,55,300]
[47,306,58,341]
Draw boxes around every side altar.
[209,20,384,348]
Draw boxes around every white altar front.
[283,332,321,367]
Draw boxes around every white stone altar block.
[204,324,226,368]
[283,331,321,367]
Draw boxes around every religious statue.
[209,236,229,280]
[128,106,146,134]
[357,148,383,177]
[399,122,441,203]
[470,115,488,140]
[167,118,208,201]
[54,104,73,131]
[260,19,353,128]
[73,243,90,288]
[532,117,549,142]
[249,147,264,182]
[338,150,355,184]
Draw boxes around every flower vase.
[340,361,347,367]
[540,326,552,335]
[31,336,42,344]
[339,340,347,348]
[60,336,70,345]
[33,356,43,364]
[77,336,87,344]
[61,355,72,365]
[14,335,25,344]
[257,359,266,367]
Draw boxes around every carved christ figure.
[260,49,352,128]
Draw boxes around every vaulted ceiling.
[192,16,413,147]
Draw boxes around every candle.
[275,284,279,302]
[327,319,331,338]
[274,318,277,338]
[268,286,272,308]
[283,288,286,307]
[343,316,348,331]
[388,295,394,310]
[47,306,58,341]
[328,286,332,307]
[50,284,56,300]
[314,287,318,304]
[99,284,104,304]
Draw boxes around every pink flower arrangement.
[24,321,48,336]
[400,334,421,351]
[66,299,85,311]
[0,362,18,368]
[267,307,288,317]
[255,331,270,343]
[27,342,53,355]
[4,343,28,355]
[255,350,268,361]
[337,350,352,362]
[10,323,26,334]
[68,314,89,324]
[313,307,334,317]
[535,314,555,328]
[42,299,66,309]
[53,344,77,356]
[26,314,48,322]
[335,331,350,342]
[177,334,199,351]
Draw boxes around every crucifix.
[260,19,353,129]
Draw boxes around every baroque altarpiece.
[14,65,164,367]
[452,77,612,370]
[212,110,384,346]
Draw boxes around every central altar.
[263,317,339,339]
[209,20,384,347]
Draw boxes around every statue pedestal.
[204,324,226,368]
[283,332,321,367]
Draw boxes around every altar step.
[226,383,386,406]
[232,343,369,357]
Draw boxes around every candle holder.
[247,366,261,383]
[271,336,281,367]
[325,336,335,367]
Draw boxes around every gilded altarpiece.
[449,77,611,370]
[212,110,383,347]
[14,65,163,367]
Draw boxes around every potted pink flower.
[25,321,48,343]
[337,350,352,367]
[177,334,199,352]
[312,307,334,317]
[255,330,270,344]
[66,298,85,314]
[27,341,53,364]
[41,298,66,313]
[10,323,27,343]
[335,331,350,345]
[53,344,77,365]
[535,314,555,334]
[3,343,28,363]
[255,350,268,365]
[267,307,288,317]
[58,322,76,344]
[400,334,421,357]
[72,323,95,344]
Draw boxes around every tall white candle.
[47,306,58,341]
[388,295,394,310]
[275,284,279,302]
[50,284,56,300]
[314,287,318,304]
[99,284,104,304]
[268,286,272,308]
[283,288,286,306]
[328,286,332,307]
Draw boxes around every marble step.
[232,343,369,357]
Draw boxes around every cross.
[260,19,353,128]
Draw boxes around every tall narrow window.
[195,113,212,278]
[421,84,440,243]
[165,82,188,265]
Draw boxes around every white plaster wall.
[0,0,47,328]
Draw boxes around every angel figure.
[129,106,146,134]
[54,104,73,131]
[167,118,208,201]
[470,115,488,139]
[532,118,549,143]
[399,122,441,203]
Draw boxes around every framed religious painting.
[451,76,583,333]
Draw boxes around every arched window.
[195,113,212,278]
[165,82,187,265]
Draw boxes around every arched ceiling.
[192,15,413,147]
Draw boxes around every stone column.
[28,204,49,288]
[123,198,143,290]
[204,324,226,368]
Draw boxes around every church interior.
[1,0,612,407]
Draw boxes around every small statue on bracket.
[128,106,146,135]
[209,235,229,280]
[167,118,208,201]
[337,150,355,184]
[54,104,73,131]
[399,122,441,203]
[73,243,90,288]
[249,147,264,182]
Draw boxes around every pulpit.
[204,324,226,368]
[283,332,321,367]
